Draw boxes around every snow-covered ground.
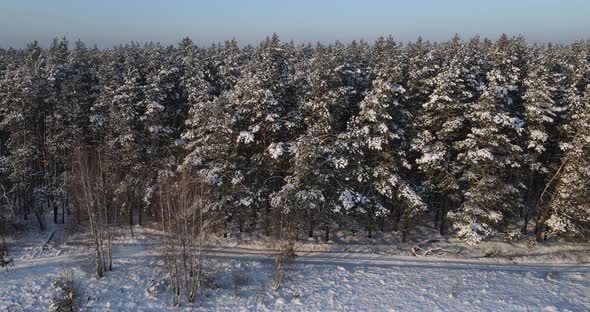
[1,223,589,311]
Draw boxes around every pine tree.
[451,36,526,244]
[535,41,590,240]
[544,85,590,238]
[520,46,560,232]
[228,34,299,236]
[95,43,150,225]
[0,41,50,230]
[271,44,348,241]
[179,37,241,234]
[337,38,425,240]
[414,35,471,235]
[45,37,71,224]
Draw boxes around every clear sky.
[0,0,588,48]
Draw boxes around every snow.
[333,157,348,169]
[546,214,576,235]
[237,131,254,144]
[2,223,590,311]
[239,196,253,207]
[268,142,286,159]
[416,151,444,165]
[367,137,384,150]
[529,129,548,143]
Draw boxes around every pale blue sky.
[0,0,588,48]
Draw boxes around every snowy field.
[1,223,589,312]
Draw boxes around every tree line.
[0,34,589,245]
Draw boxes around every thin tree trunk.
[34,203,45,232]
[129,203,133,226]
[439,194,448,236]
[522,212,529,235]
[61,192,65,224]
[52,194,57,224]
[138,201,143,226]
[535,157,569,242]
[434,207,440,230]
[265,205,271,237]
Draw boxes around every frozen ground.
[1,223,589,311]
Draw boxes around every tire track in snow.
[201,246,590,274]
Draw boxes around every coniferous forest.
[1,33,590,247]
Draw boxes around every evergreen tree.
[520,46,560,232]
[544,85,590,238]
[228,34,299,236]
[337,38,425,240]
[451,36,526,244]
[271,44,349,240]
[414,35,471,235]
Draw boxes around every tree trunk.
[65,193,70,216]
[535,215,548,242]
[264,205,271,237]
[32,193,45,231]
[223,216,229,238]
[521,212,529,235]
[434,207,440,229]
[439,194,448,236]
[138,201,143,226]
[88,209,104,278]
[249,207,257,232]
[52,194,58,224]
[401,228,407,243]
[19,188,27,220]
[129,204,133,226]
[61,192,65,224]
[392,208,402,232]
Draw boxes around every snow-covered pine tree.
[370,36,398,71]
[228,34,299,236]
[558,41,590,146]
[45,37,71,224]
[451,35,526,244]
[0,41,50,230]
[0,47,8,190]
[406,37,439,121]
[179,37,243,234]
[544,84,590,239]
[95,43,150,225]
[520,46,561,232]
[0,47,30,224]
[414,35,471,235]
[57,40,101,223]
[271,43,350,241]
[136,43,187,215]
[64,40,100,148]
[535,41,589,240]
[337,37,426,240]
[210,39,249,96]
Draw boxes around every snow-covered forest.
[2,34,589,244]
[0,34,589,310]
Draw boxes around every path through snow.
[1,237,589,311]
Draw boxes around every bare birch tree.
[158,169,217,305]
[70,147,115,277]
